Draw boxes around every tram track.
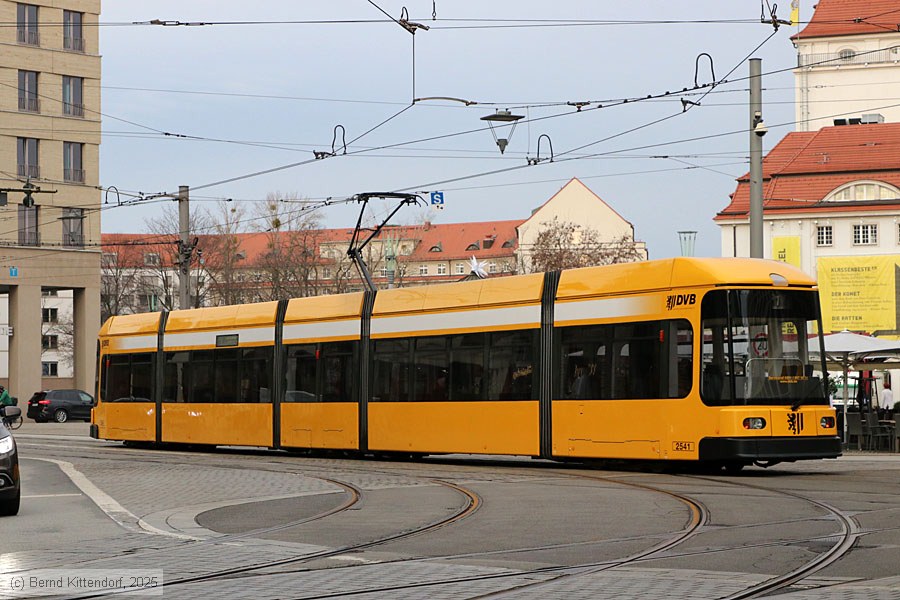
[59,478,481,600]
[15,437,871,599]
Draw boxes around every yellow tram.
[92,257,841,469]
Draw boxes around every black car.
[0,406,20,516]
[27,389,95,423]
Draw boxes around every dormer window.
[466,242,480,251]
[502,239,515,248]
[429,242,442,252]
[826,181,899,202]
[483,237,495,249]
[144,252,160,266]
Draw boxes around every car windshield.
[700,289,828,407]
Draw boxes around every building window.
[101,253,118,268]
[429,243,442,252]
[63,142,85,183]
[419,265,428,276]
[502,262,512,273]
[466,242,480,251]
[42,362,59,377]
[18,70,39,113]
[62,208,84,247]
[838,48,856,61]
[437,263,447,275]
[16,3,39,46]
[42,307,58,323]
[144,252,160,266]
[139,294,159,311]
[18,204,39,246]
[322,267,331,279]
[42,335,58,350]
[17,137,39,179]
[853,224,878,245]
[455,263,465,274]
[42,289,58,297]
[63,10,84,52]
[62,76,84,117]
[379,266,388,277]
[816,225,833,247]
[488,262,497,273]
[828,182,900,202]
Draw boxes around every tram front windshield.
[700,289,828,407]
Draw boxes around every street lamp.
[678,231,697,257]
[480,109,524,154]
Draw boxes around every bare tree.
[99,242,144,321]
[145,204,214,309]
[199,201,248,306]
[252,193,324,300]
[526,217,645,273]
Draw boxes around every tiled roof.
[101,220,522,268]
[718,123,900,219]
[793,0,900,39]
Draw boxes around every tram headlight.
[743,417,766,430]
[820,416,835,429]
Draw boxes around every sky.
[98,1,819,258]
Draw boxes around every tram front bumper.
[699,436,842,462]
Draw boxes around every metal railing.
[799,48,900,67]
[17,164,40,179]
[63,102,85,117]
[64,233,85,248]
[64,168,85,183]
[63,36,85,52]
[18,231,40,247]
[18,97,40,113]
[16,29,40,46]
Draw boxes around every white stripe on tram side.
[109,334,158,352]
[163,326,276,349]
[282,319,361,343]
[554,295,660,325]
[371,304,541,337]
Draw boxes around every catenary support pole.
[749,58,764,258]
[178,185,191,309]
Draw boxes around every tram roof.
[557,257,816,299]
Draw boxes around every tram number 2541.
[672,441,694,452]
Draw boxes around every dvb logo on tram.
[666,293,696,311]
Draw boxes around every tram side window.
[321,342,354,402]
[285,344,317,401]
[103,352,155,402]
[284,342,353,402]
[560,319,692,400]
[488,330,538,400]
[372,339,410,401]
[451,333,485,401]
[560,326,610,400]
[191,350,216,403]
[241,347,273,403]
[414,337,449,401]
[213,349,239,403]
[163,352,190,403]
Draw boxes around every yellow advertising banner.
[772,236,801,268]
[817,256,900,334]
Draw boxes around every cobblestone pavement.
[3,426,900,599]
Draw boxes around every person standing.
[883,381,893,411]
[0,386,11,407]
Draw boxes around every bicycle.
[2,414,22,430]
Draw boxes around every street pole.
[178,185,190,310]
[749,58,765,258]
